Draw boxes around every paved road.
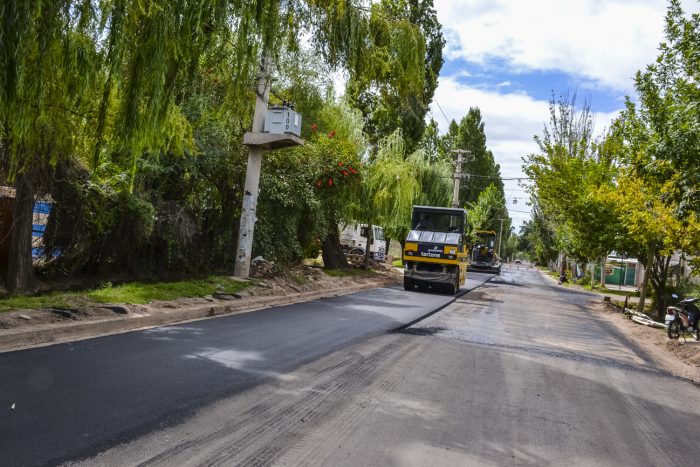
[0,272,494,467]
[73,266,700,466]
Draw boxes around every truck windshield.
[412,213,462,233]
[407,230,461,245]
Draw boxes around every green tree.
[628,0,700,216]
[448,108,505,207]
[356,128,451,266]
[466,183,510,253]
[598,169,700,318]
[346,0,443,150]
[602,1,700,315]
[1,0,421,291]
[1,1,100,292]
[523,92,618,278]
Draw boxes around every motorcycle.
[665,293,700,341]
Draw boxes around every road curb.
[0,277,400,353]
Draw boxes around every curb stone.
[0,277,400,353]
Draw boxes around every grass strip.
[323,268,376,278]
[0,276,250,313]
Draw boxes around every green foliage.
[519,202,558,265]
[523,92,618,264]
[0,1,449,292]
[466,184,506,232]
[448,108,505,207]
[323,268,375,278]
[621,0,700,216]
[346,0,443,150]
[363,129,420,239]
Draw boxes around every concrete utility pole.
[451,149,470,208]
[234,53,272,278]
[234,51,303,278]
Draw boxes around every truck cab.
[339,223,386,261]
[402,206,468,294]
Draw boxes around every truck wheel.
[403,276,414,291]
[443,276,457,295]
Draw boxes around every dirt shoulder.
[537,268,700,384]
[0,265,401,353]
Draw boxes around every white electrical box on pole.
[451,149,469,208]
[234,51,304,278]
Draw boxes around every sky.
[430,0,700,227]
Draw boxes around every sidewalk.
[0,270,401,353]
[532,266,641,305]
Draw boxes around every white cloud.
[430,82,622,224]
[436,0,700,92]
[431,76,621,180]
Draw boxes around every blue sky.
[441,57,627,113]
[430,0,700,226]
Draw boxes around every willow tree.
[346,0,442,150]
[357,129,451,266]
[1,0,408,292]
[0,1,100,292]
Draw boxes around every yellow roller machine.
[402,206,468,295]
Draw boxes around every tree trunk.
[363,222,373,269]
[600,256,606,288]
[559,251,566,275]
[321,225,349,270]
[650,253,672,321]
[6,172,37,293]
[637,244,654,314]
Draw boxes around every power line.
[445,173,532,181]
[434,99,451,127]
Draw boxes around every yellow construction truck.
[402,205,468,295]
[469,229,502,274]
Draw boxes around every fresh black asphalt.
[0,273,492,467]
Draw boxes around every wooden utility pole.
[451,149,469,208]
[234,51,303,278]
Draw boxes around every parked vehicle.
[339,223,386,261]
[402,205,468,295]
[665,294,700,340]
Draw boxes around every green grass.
[287,271,309,285]
[0,276,251,313]
[323,268,375,278]
[582,284,639,297]
[392,259,403,267]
